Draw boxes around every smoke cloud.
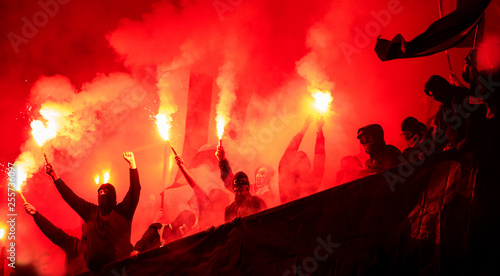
[1,0,479,274]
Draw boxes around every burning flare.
[311,90,333,114]
[12,161,28,191]
[31,120,57,146]
[216,115,226,140]
[30,105,61,146]
[95,172,110,184]
[0,228,5,240]
[156,113,172,141]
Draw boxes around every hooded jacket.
[53,168,141,273]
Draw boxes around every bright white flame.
[312,90,333,114]
[95,175,100,185]
[12,162,28,191]
[156,113,172,141]
[103,172,110,183]
[0,228,5,240]
[31,120,57,146]
[216,115,226,139]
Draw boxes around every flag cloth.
[375,0,491,61]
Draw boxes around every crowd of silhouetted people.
[17,47,500,276]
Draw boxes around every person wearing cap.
[45,152,141,273]
[400,117,432,163]
[24,202,89,275]
[357,124,401,177]
[278,115,326,204]
[224,171,267,222]
[215,145,277,207]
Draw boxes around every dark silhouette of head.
[401,117,427,147]
[97,183,117,213]
[425,75,453,103]
[233,171,250,204]
[357,124,385,156]
[171,210,196,236]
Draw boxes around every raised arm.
[119,152,141,219]
[310,116,326,192]
[175,155,210,209]
[280,116,312,165]
[216,145,234,192]
[25,203,81,256]
[46,162,93,221]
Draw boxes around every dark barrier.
[95,150,494,276]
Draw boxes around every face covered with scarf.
[97,183,117,213]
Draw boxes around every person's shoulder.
[385,144,401,155]
[149,223,162,230]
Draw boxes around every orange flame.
[156,113,172,141]
[103,172,110,183]
[95,171,110,184]
[30,106,61,146]
[0,228,5,240]
[312,90,333,114]
[216,115,226,140]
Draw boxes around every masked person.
[224,172,267,222]
[24,202,88,276]
[130,210,196,258]
[253,165,277,207]
[215,146,275,207]
[278,115,326,204]
[425,75,488,152]
[357,124,401,177]
[400,117,432,163]
[45,152,141,273]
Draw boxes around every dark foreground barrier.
[94,150,499,276]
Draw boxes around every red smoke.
[0,0,482,274]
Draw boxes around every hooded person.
[224,171,267,222]
[357,124,401,176]
[45,152,141,273]
[24,202,89,276]
[400,117,433,163]
[278,115,326,204]
[425,75,488,152]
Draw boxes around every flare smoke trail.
[0,0,472,274]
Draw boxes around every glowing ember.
[0,228,5,240]
[156,113,172,141]
[312,90,333,114]
[31,120,57,146]
[104,172,110,183]
[95,175,100,185]
[216,115,226,139]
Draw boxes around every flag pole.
[437,0,453,71]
